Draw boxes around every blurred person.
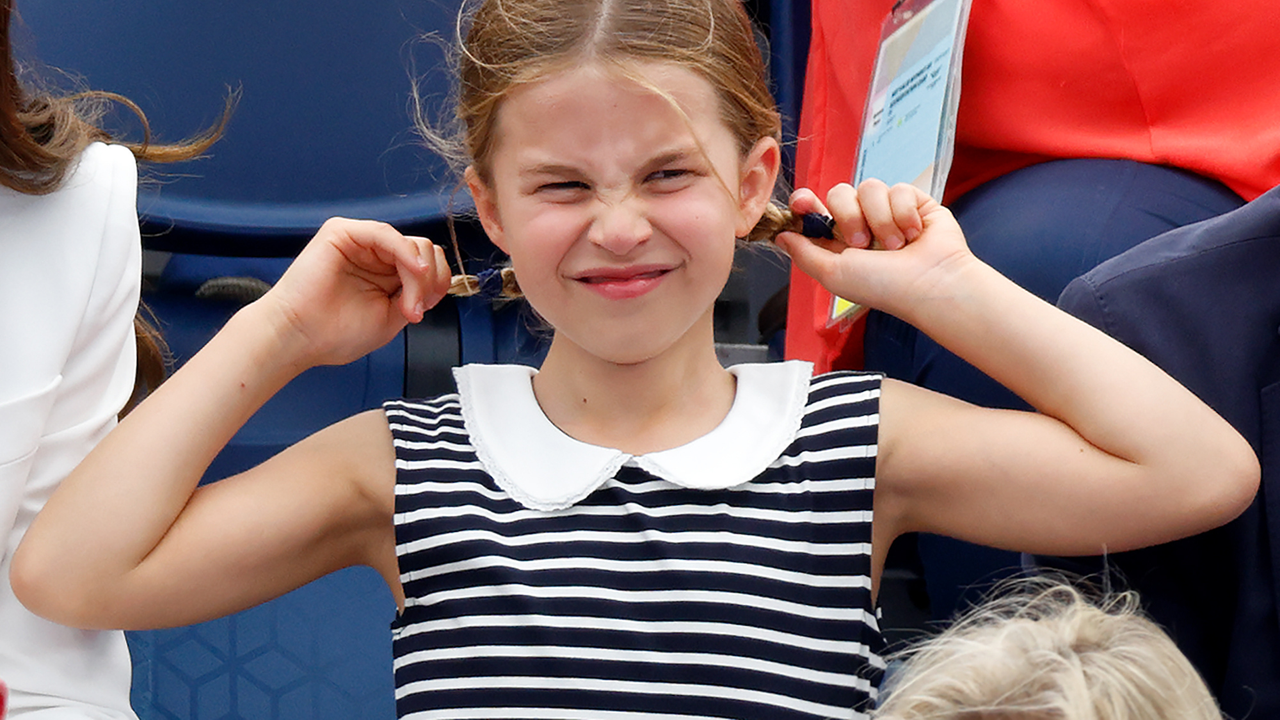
[0,1,224,714]
[1042,183,1280,715]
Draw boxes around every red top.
[787,0,1280,371]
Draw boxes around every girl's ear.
[734,136,783,238]
[466,165,507,253]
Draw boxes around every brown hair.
[873,578,1222,720]
[3,0,230,414]
[419,0,796,283]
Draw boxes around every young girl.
[12,0,1257,718]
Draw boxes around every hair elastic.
[800,212,836,240]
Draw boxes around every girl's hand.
[258,217,452,367]
[776,180,975,319]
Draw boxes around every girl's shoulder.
[794,369,884,450]
[806,368,885,406]
[809,367,884,385]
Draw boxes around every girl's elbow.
[1217,434,1261,524]
[9,543,112,630]
[1182,428,1261,533]
[9,544,65,624]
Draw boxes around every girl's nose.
[587,199,652,256]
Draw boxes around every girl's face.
[467,62,780,366]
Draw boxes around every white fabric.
[455,360,813,511]
[0,143,141,719]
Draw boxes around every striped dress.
[385,363,885,719]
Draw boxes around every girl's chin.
[551,328,713,369]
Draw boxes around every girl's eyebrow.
[518,147,703,178]
[519,162,584,178]
[645,144,717,173]
[646,148,699,167]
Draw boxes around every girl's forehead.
[488,62,731,165]
[504,62,720,128]
[517,62,715,115]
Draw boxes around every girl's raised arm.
[780,182,1259,565]
[12,218,452,629]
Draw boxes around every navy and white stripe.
[385,370,884,720]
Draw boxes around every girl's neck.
[531,329,736,456]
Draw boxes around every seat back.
[18,0,469,253]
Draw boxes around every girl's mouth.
[574,266,674,299]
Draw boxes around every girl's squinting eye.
[535,180,591,201]
[645,169,699,194]
[647,169,691,183]
[538,180,589,193]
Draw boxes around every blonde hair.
[873,579,1222,720]
[419,0,798,297]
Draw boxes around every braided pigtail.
[743,202,838,245]
[447,266,522,299]
[743,200,795,245]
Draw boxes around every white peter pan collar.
[454,360,814,511]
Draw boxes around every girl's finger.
[788,187,828,217]
[788,188,853,247]
[396,236,439,321]
[311,217,415,283]
[854,179,907,250]
[412,242,454,318]
[888,183,925,243]
[433,244,452,295]
[361,220,421,274]
[825,183,872,249]
[774,230,847,257]
[775,228,841,287]
[415,242,452,316]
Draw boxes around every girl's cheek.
[647,190,700,222]
[512,202,578,238]
[513,206,585,245]
[653,190,738,242]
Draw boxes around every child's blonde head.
[873,579,1221,720]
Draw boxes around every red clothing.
[787,0,1280,371]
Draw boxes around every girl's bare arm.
[781,182,1259,566]
[12,218,451,629]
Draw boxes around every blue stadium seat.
[17,0,471,253]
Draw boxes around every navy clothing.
[863,158,1247,619]
[1049,185,1280,718]
[385,366,886,719]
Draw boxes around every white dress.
[0,142,140,719]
